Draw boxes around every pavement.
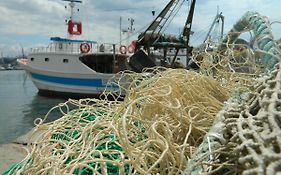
[0,126,47,174]
[0,143,26,174]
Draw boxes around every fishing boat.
[20,0,197,97]
[19,0,132,97]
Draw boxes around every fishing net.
[3,11,281,175]
[5,68,229,175]
[184,11,281,175]
[192,44,261,90]
[192,11,280,90]
[223,63,281,175]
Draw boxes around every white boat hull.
[19,1,132,98]
[29,72,119,96]
[20,51,125,97]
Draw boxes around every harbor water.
[0,70,65,144]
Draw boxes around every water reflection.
[0,94,66,144]
[22,95,65,130]
[0,71,65,144]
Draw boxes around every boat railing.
[29,42,133,55]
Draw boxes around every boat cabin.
[80,53,129,74]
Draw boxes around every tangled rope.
[4,68,229,175]
[184,11,281,175]
[218,11,280,71]
[192,11,281,91]
[3,11,281,175]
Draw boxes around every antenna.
[62,0,82,20]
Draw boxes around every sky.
[0,0,281,56]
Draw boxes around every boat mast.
[62,0,82,38]
[203,10,224,43]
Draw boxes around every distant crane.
[203,11,224,44]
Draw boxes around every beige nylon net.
[4,11,281,175]
[7,68,229,174]
[184,11,281,175]
[224,63,281,174]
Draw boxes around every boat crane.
[134,0,196,68]
[203,11,224,44]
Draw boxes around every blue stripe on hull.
[30,72,106,87]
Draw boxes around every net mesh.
[184,11,281,175]
[224,64,281,174]
[6,68,229,175]
[4,11,281,175]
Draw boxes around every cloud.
[0,0,281,56]
[190,0,281,44]
[0,0,66,36]
[80,0,170,41]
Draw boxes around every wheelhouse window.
[45,58,49,62]
[63,59,69,63]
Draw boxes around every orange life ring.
[127,45,135,53]
[119,45,127,54]
[19,58,28,65]
[131,40,137,48]
[80,43,90,53]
